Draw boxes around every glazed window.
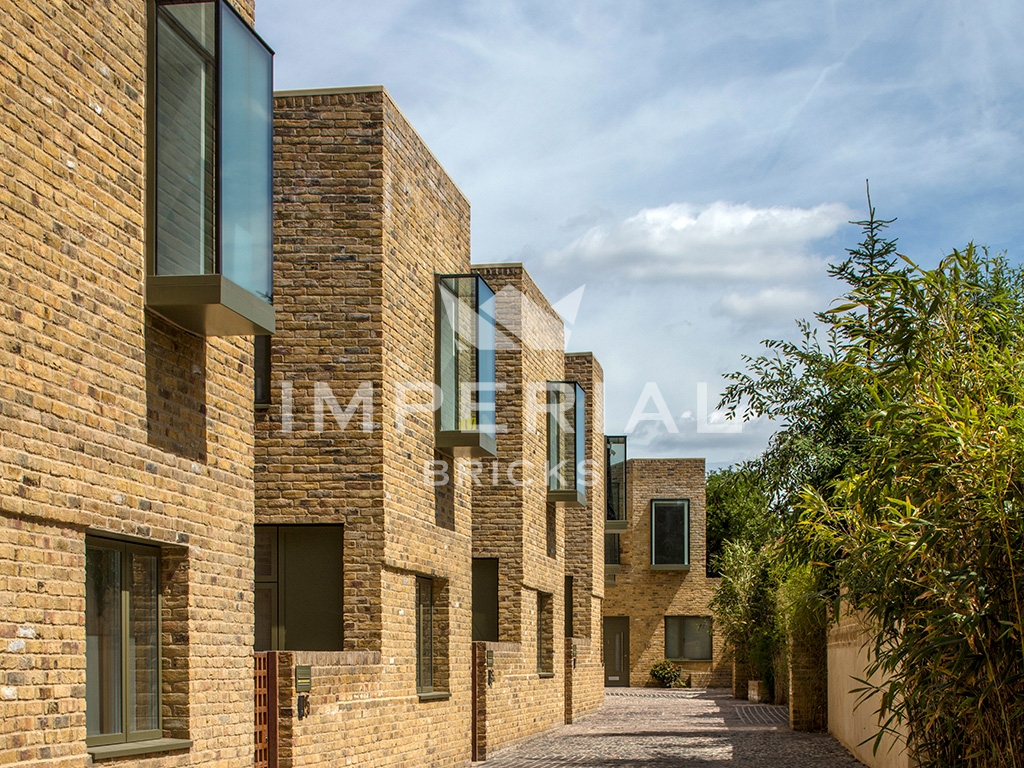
[665,616,712,661]
[148,0,275,337]
[651,499,690,569]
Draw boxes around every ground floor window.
[472,558,499,641]
[665,615,712,661]
[537,590,554,675]
[254,525,344,651]
[85,537,161,746]
[417,576,450,695]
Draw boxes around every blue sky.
[256,0,1024,468]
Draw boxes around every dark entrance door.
[603,616,630,687]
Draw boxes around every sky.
[256,0,1024,469]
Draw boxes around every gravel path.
[476,688,865,767]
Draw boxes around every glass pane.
[128,550,160,734]
[476,279,496,436]
[161,1,215,53]
[219,4,273,302]
[572,383,585,490]
[606,436,626,521]
[281,527,343,650]
[254,585,275,651]
[417,578,433,690]
[254,525,275,580]
[86,544,122,738]
[547,386,562,491]
[254,335,271,406]
[604,533,620,565]
[155,11,215,277]
[653,500,689,565]
[438,282,458,431]
[471,559,499,642]
[683,617,713,660]
[665,617,683,659]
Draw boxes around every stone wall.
[602,459,730,688]
[0,2,259,766]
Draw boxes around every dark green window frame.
[435,274,497,457]
[651,498,690,569]
[665,615,713,661]
[254,525,344,651]
[85,537,162,748]
[147,0,276,337]
[546,381,586,507]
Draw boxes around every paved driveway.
[477,689,865,767]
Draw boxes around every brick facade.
[1,1,260,766]
[260,86,474,767]
[602,459,730,688]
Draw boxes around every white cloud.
[712,287,820,324]
[545,201,851,282]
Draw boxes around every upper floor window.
[147,0,275,337]
[435,274,497,457]
[546,381,586,507]
[605,435,626,527]
[665,616,712,661]
[651,499,690,569]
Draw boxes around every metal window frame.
[650,498,690,570]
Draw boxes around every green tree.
[801,245,1024,766]
[705,466,773,576]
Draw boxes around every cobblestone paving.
[476,689,864,767]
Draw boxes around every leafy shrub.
[650,660,683,688]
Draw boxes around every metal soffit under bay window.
[146,0,275,337]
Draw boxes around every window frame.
[254,524,345,652]
[145,0,276,337]
[546,381,586,507]
[605,435,627,528]
[85,536,163,749]
[416,576,451,700]
[536,591,554,677]
[650,498,690,570]
[664,615,713,662]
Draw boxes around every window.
[417,577,450,697]
[85,537,161,747]
[147,0,275,337]
[471,558,499,642]
[537,591,554,676]
[435,274,497,457]
[254,525,343,651]
[604,532,621,566]
[546,503,557,558]
[254,334,271,407]
[546,381,586,507]
[651,499,690,569]
[665,616,712,661]
[605,435,626,526]
[564,575,574,638]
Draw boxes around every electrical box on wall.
[295,665,312,693]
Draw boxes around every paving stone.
[477,688,865,767]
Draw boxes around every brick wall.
[262,86,474,768]
[0,1,261,767]
[469,265,569,756]
[563,353,605,721]
[602,459,730,688]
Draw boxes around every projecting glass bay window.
[606,435,626,528]
[651,499,690,569]
[148,0,275,336]
[436,275,497,457]
[547,381,586,507]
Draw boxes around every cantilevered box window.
[147,0,275,337]
[651,499,690,569]
[547,381,586,507]
[435,275,497,457]
[605,435,627,528]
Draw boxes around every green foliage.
[709,540,784,698]
[705,466,774,576]
[799,245,1024,766]
[718,192,1024,764]
[649,660,685,688]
